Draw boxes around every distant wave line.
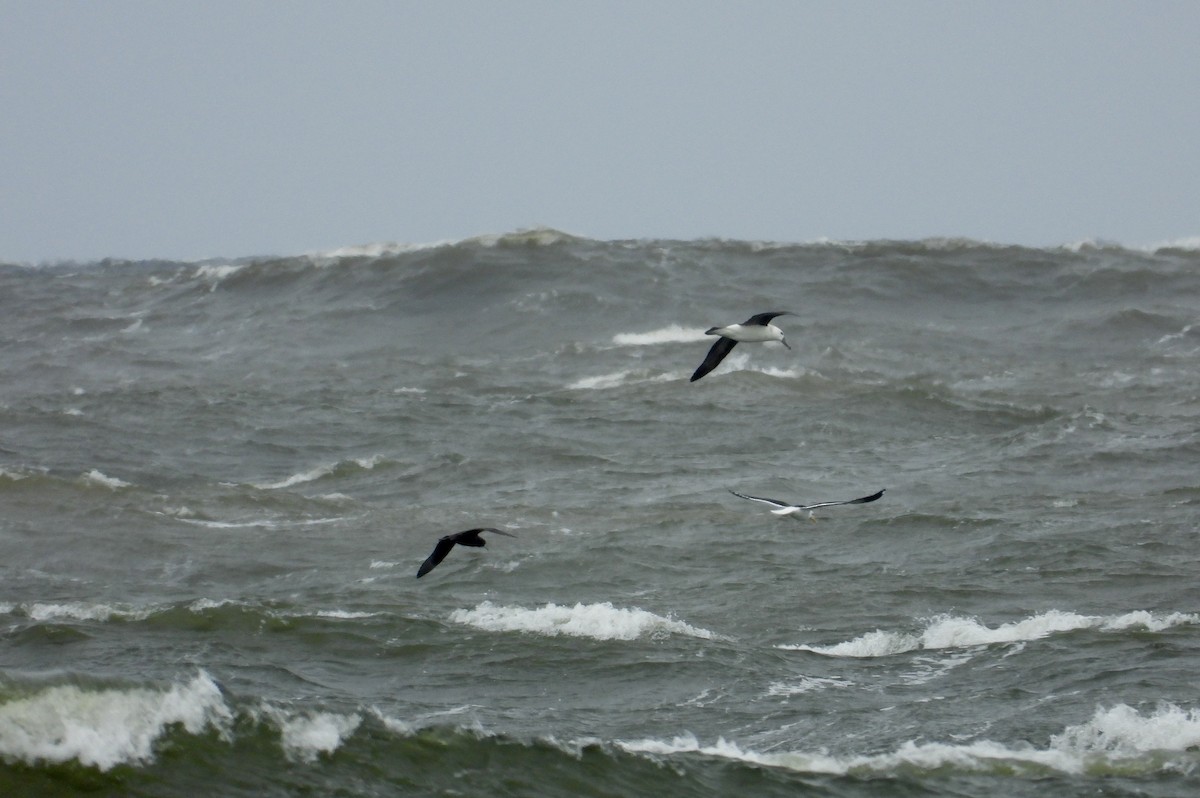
[777,609,1199,657]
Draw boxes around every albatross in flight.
[416,527,516,578]
[690,311,796,382]
[729,488,885,519]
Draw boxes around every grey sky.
[3,1,1197,262]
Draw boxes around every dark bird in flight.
[729,488,885,520]
[691,311,796,382]
[416,527,516,578]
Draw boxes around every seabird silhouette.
[416,527,516,578]
[690,311,795,382]
[729,488,885,520]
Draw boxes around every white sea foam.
[0,672,232,771]
[275,710,362,763]
[192,263,245,282]
[81,469,131,490]
[1052,702,1200,759]
[312,610,380,620]
[449,601,715,641]
[173,515,345,530]
[566,370,680,391]
[779,610,1200,657]
[188,598,243,612]
[766,676,854,697]
[175,517,279,529]
[567,370,635,390]
[369,707,417,736]
[23,601,151,623]
[306,241,445,261]
[619,702,1200,777]
[612,325,706,346]
[1149,236,1200,252]
[254,455,384,490]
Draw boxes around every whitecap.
[255,465,337,490]
[188,598,244,612]
[174,518,279,529]
[310,610,380,620]
[617,704,1200,779]
[1099,610,1199,633]
[778,628,921,658]
[254,455,384,490]
[0,672,233,771]
[567,370,634,390]
[24,601,151,623]
[780,609,1199,657]
[305,241,444,261]
[192,263,245,282]
[1052,702,1200,760]
[612,325,706,346]
[1150,236,1200,252]
[566,370,679,391]
[258,708,362,763]
[81,469,131,490]
[449,600,715,641]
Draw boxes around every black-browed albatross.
[416,528,516,578]
[729,488,885,520]
[690,311,796,382]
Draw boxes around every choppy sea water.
[2,230,1199,797]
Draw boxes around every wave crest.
[449,600,714,641]
[780,609,1199,657]
[622,701,1200,778]
[0,672,232,772]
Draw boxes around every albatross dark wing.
[744,311,794,326]
[417,537,458,578]
[416,528,516,578]
[728,489,791,508]
[799,489,885,510]
[690,337,739,382]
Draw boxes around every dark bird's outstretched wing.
[744,311,794,326]
[797,489,885,511]
[461,527,515,544]
[691,337,738,382]
[417,537,458,578]
[728,489,792,509]
[416,528,516,578]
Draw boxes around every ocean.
[1,229,1199,797]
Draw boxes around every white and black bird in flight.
[729,488,885,520]
[690,311,795,382]
[416,527,516,578]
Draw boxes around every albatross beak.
[782,337,792,350]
